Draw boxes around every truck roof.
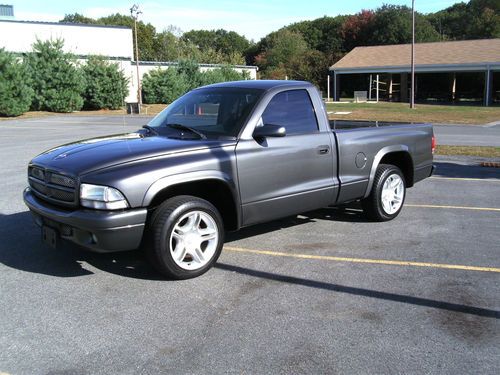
[201,80,313,91]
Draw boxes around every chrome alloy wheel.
[169,210,219,270]
[381,174,405,215]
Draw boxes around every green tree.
[289,49,330,89]
[199,66,249,86]
[287,20,323,51]
[60,13,95,24]
[257,29,309,70]
[428,0,499,40]
[59,13,251,64]
[198,48,245,65]
[24,39,85,113]
[142,68,190,104]
[154,30,184,61]
[97,13,157,61]
[82,56,128,110]
[59,13,158,61]
[142,62,249,104]
[370,5,440,45]
[0,49,34,117]
[176,59,205,89]
[181,29,251,59]
[465,0,498,38]
[288,16,346,57]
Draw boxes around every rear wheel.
[146,195,224,279]
[362,164,406,222]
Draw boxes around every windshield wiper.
[142,125,159,135]
[166,123,207,139]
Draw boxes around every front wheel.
[146,195,224,279]
[362,164,406,222]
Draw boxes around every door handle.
[317,145,330,155]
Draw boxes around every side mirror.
[253,124,286,138]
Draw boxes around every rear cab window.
[261,89,318,135]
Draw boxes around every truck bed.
[330,120,424,130]
[328,120,434,204]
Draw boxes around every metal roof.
[202,80,312,90]
[137,60,258,70]
[331,39,500,73]
[0,19,132,30]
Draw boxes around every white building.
[0,19,258,103]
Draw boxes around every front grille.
[28,166,77,207]
[49,173,76,188]
[42,217,73,237]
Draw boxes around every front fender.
[142,170,238,207]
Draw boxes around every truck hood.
[30,132,236,176]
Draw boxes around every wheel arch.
[364,146,414,198]
[143,172,241,231]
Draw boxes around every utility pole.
[410,0,415,109]
[130,4,142,113]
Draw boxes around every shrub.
[82,56,128,109]
[24,39,85,112]
[199,66,249,86]
[176,59,205,90]
[0,48,34,117]
[142,61,249,104]
[142,68,190,104]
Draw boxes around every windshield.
[147,87,264,139]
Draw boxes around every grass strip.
[435,145,500,158]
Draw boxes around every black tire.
[362,164,406,222]
[145,195,224,279]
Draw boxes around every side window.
[261,90,318,135]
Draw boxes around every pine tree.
[24,39,85,113]
[0,48,34,117]
[82,56,128,110]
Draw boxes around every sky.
[9,0,461,41]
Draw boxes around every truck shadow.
[2,211,498,320]
[433,162,500,179]
[214,263,500,319]
[0,207,366,280]
[0,211,164,280]
[226,206,366,242]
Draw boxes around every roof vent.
[0,4,14,18]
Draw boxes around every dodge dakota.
[24,80,434,279]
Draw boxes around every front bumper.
[23,187,148,253]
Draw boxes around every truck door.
[236,89,337,226]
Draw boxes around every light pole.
[410,0,415,109]
[130,4,142,113]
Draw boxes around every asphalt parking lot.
[1,116,499,374]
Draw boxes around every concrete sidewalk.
[431,123,500,147]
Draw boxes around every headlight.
[80,183,129,210]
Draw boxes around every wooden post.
[327,74,331,102]
[451,73,456,102]
[334,72,340,102]
[369,74,372,101]
[388,74,393,101]
[401,73,408,102]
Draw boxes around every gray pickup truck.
[24,80,434,279]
